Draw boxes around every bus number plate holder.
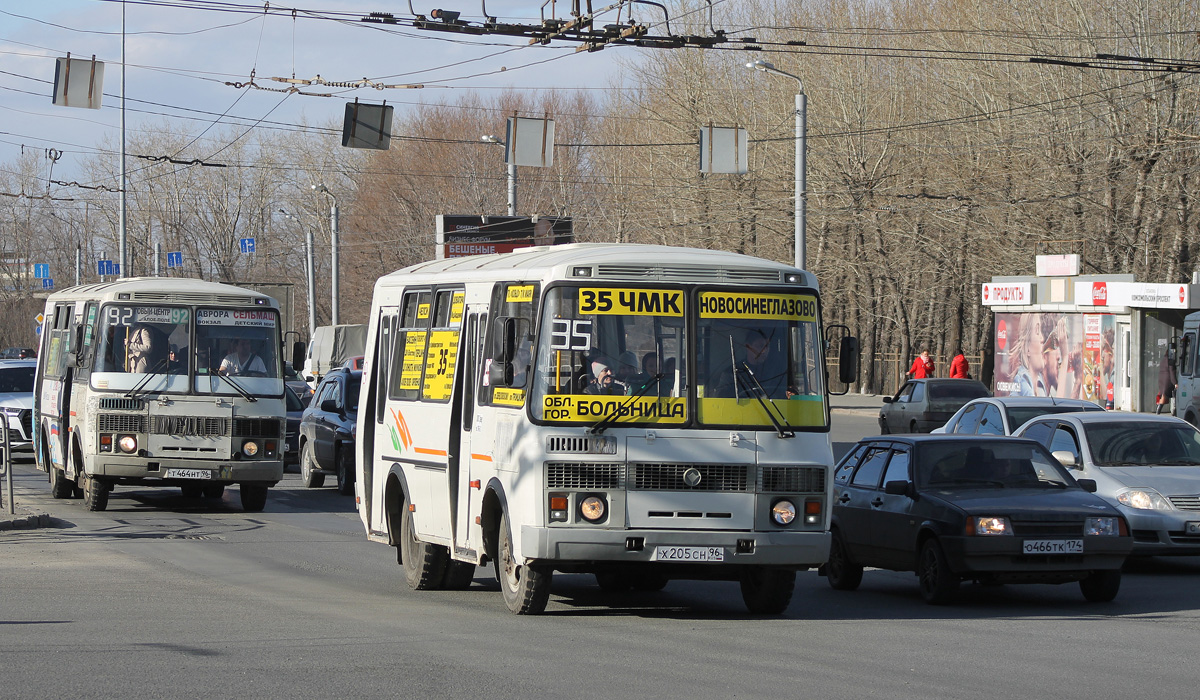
[652,546,724,562]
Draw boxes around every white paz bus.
[357,244,857,614]
[33,278,289,512]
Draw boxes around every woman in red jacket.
[949,349,970,379]
[907,349,935,379]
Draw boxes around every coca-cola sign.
[1091,282,1108,305]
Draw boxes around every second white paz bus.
[356,243,857,614]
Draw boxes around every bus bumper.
[89,456,283,483]
[522,525,831,568]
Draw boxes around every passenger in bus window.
[708,333,789,399]
[626,351,660,394]
[126,324,158,373]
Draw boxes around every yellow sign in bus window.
[417,303,431,320]
[422,330,459,400]
[493,387,525,407]
[577,288,684,316]
[541,394,687,424]
[698,292,817,321]
[506,285,535,303]
[399,331,427,391]
[449,291,465,326]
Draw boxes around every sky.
[0,0,646,182]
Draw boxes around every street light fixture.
[747,59,807,271]
[481,134,516,216]
[312,184,340,325]
[279,208,317,339]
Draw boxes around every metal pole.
[795,91,807,271]
[119,0,127,278]
[330,200,340,326]
[4,417,12,515]
[154,241,161,276]
[507,161,517,216]
[305,226,316,337]
[75,245,81,286]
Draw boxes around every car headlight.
[771,499,797,525]
[970,516,1012,536]
[579,495,606,522]
[242,440,260,457]
[117,435,138,453]
[1084,517,1119,536]
[1116,488,1172,510]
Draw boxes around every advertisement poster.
[994,312,1114,404]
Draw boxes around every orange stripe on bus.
[470,453,493,462]
[70,411,77,416]
[413,447,447,456]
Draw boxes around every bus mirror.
[291,341,306,372]
[838,336,860,384]
[68,325,82,354]
[499,318,518,363]
[489,359,514,387]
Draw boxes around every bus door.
[454,306,486,551]
[368,306,398,534]
[43,302,82,473]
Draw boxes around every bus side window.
[1180,333,1195,377]
[389,291,430,401]
[375,313,396,423]
[483,282,539,406]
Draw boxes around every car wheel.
[739,567,796,614]
[335,447,355,496]
[909,420,919,434]
[82,475,109,512]
[917,539,959,604]
[878,419,890,435]
[826,531,864,591]
[300,442,325,488]
[400,500,449,590]
[496,512,552,614]
[1079,570,1121,602]
[239,484,268,512]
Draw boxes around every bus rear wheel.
[49,466,74,499]
[400,502,448,590]
[739,567,796,614]
[239,484,268,512]
[82,475,109,512]
[496,512,552,614]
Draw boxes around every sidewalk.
[0,460,54,531]
[830,392,883,416]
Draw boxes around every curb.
[0,512,55,531]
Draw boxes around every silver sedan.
[933,396,1103,436]
[1015,412,1200,555]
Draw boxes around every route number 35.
[550,318,592,350]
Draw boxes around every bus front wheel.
[400,502,448,590]
[496,512,552,614]
[739,567,795,614]
[82,475,109,512]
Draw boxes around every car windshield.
[1084,421,1200,466]
[285,386,304,412]
[918,441,1074,489]
[0,366,34,393]
[1005,404,1101,429]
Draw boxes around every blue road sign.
[42,278,54,289]
[239,238,256,254]
[33,263,49,279]
[167,251,183,268]
[97,259,113,276]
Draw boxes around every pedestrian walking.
[949,348,970,379]
[906,348,935,379]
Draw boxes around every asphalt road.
[2,408,1199,699]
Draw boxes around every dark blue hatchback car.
[298,367,360,495]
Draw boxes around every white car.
[0,359,37,452]
[933,396,1103,436]
[1015,412,1200,556]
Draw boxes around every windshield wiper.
[125,358,168,398]
[736,362,795,438]
[588,373,663,435]
[213,372,257,402]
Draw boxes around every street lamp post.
[312,184,340,326]
[481,135,516,216]
[279,209,317,338]
[748,59,807,271]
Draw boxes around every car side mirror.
[1076,478,1097,493]
[882,396,893,404]
[320,398,339,414]
[1051,450,1077,468]
[883,480,913,497]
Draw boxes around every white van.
[303,324,366,389]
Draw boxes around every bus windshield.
[529,285,828,430]
[92,304,282,395]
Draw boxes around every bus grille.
[759,466,825,493]
[545,435,616,454]
[233,417,281,438]
[631,463,750,492]
[546,462,623,489]
[595,264,782,283]
[152,416,229,437]
[99,398,144,410]
[97,414,147,433]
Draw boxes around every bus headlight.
[771,499,797,525]
[117,435,138,453]
[242,440,260,457]
[579,495,606,523]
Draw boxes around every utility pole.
[481,135,516,215]
[748,60,807,271]
[279,209,317,338]
[313,185,340,326]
